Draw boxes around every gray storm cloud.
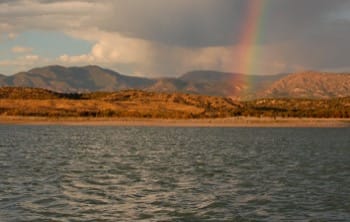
[96,0,244,47]
[96,0,350,72]
[1,0,349,47]
[95,0,349,47]
[1,0,350,75]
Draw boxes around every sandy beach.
[1,116,349,127]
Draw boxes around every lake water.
[0,125,349,221]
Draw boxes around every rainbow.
[232,0,267,97]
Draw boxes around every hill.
[242,97,350,118]
[179,71,246,96]
[262,71,350,99]
[1,66,350,99]
[0,74,5,83]
[2,65,155,92]
[179,71,288,97]
[0,87,241,118]
[0,66,287,97]
[145,78,189,93]
[0,87,62,99]
[1,87,349,118]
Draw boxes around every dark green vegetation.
[241,98,350,118]
[1,87,349,118]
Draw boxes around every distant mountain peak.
[29,65,66,72]
[1,66,349,99]
[261,71,350,99]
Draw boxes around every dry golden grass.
[1,87,349,119]
[0,99,209,118]
[0,88,240,118]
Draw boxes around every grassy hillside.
[242,98,350,118]
[0,87,349,118]
[0,87,241,118]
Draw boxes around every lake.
[0,125,349,221]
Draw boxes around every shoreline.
[1,116,350,127]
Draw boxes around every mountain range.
[0,65,349,99]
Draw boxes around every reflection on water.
[0,126,349,221]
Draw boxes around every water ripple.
[0,126,349,221]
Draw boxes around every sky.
[0,0,350,77]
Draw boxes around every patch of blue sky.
[0,34,16,60]
[0,30,92,59]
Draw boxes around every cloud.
[0,54,42,71]
[91,0,350,47]
[57,31,287,77]
[7,32,17,40]
[56,29,236,76]
[94,0,243,47]
[57,30,153,73]
[11,46,33,53]
[3,0,348,47]
[1,0,350,75]
[0,0,104,32]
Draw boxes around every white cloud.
[0,0,106,32]
[0,54,45,74]
[24,54,39,61]
[1,0,350,76]
[59,54,94,64]
[56,29,309,76]
[60,28,308,76]
[57,30,154,74]
[12,46,33,53]
[0,55,37,66]
[7,32,17,40]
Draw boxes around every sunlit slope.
[1,87,349,118]
[261,71,350,99]
[1,65,155,92]
[0,87,241,118]
[1,66,350,99]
